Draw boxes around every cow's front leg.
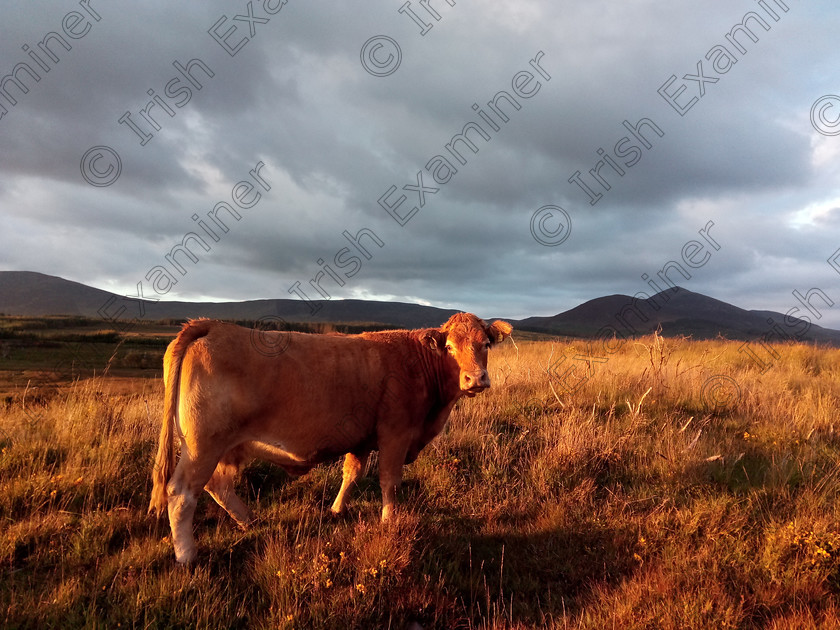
[378,441,411,522]
[331,452,369,515]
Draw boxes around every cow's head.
[423,313,513,396]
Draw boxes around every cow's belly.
[240,441,323,475]
[243,401,378,457]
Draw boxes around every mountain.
[0,271,459,329]
[518,286,840,345]
[2,271,839,345]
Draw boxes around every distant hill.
[0,271,460,329]
[518,286,840,345]
[2,271,839,345]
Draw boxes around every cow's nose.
[463,370,490,391]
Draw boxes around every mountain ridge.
[2,271,839,345]
[518,286,840,345]
[0,271,461,330]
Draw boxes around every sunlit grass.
[1,333,839,628]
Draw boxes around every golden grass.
[1,333,839,628]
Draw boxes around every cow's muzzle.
[461,370,490,395]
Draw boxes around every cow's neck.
[417,338,461,407]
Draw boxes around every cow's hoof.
[174,548,197,565]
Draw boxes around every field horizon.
[2,317,840,628]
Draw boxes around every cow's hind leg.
[167,446,225,564]
[204,448,255,530]
[330,452,369,515]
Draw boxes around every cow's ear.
[487,320,513,345]
[421,329,446,352]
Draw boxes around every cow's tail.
[148,319,214,518]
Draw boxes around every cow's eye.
[445,344,455,354]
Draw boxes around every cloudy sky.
[2,0,840,327]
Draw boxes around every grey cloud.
[1,0,839,328]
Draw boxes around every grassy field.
[2,317,840,628]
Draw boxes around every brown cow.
[149,313,512,563]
